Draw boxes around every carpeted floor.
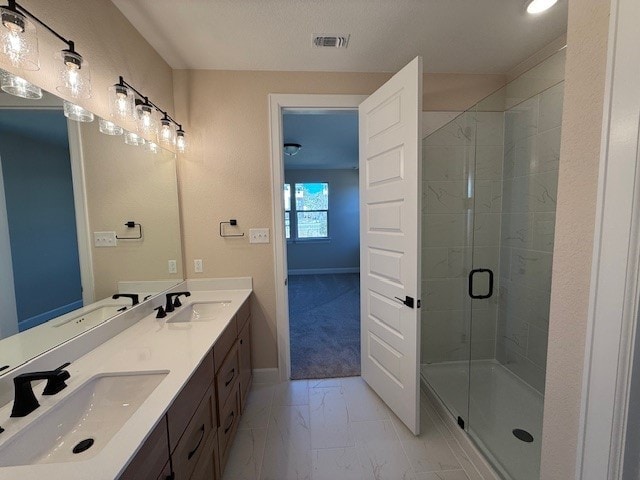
[288,273,361,380]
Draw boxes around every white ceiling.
[283,111,358,170]
[111,0,567,73]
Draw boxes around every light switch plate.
[249,228,270,244]
[94,231,117,247]
[194,259,203,273]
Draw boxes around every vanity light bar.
[0,0,91,99]
[110,76,187,153]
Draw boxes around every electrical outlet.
[94,231,117,247]
[249,228,270,244]
[194,259,203,273]
[168,260,177,274]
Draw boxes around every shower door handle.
[468,269,494,299]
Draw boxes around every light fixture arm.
[7,0,76,53]
[117,75,183,130]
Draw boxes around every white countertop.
[0,286,252,479]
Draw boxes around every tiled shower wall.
[421,82,563,394]
[496,82,563,393]
[421,110,504,364]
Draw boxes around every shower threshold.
[421,359,544,480]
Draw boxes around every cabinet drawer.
[213,316,238,372]
[217,383,241,473]
[168,350,214,452]
[190,431,218,480]
[236,298,251,331]
[238,318,252,412]
[172,385,215,480]
[119,416,169,480]
[216,342,239,414]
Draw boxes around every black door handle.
[394,296,416,308]
[468,269,494,299]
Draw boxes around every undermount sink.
[0,371,167,466]
[167,301,232,323]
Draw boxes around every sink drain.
[72,438,95,454]
[513,428,534,443]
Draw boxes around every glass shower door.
[420,107,478,427]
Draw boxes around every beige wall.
[172,69,505,369]
[80,123,183,300]
[540,0,611,478]
[3,0,175,138]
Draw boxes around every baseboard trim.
[253,368,279,384]
[288,267,360,275]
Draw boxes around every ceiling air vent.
[313,34,350,48]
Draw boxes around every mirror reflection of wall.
[0,109,80,336]
[0,72,184,374]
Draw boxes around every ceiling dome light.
[0,70,41,98]
[283,143,302,156]
[56,45,90,99]
[0,6,38,70]
[109,82,135,121]
[526,0,558,14]
[63,101,94,123]
[98,118,123,136]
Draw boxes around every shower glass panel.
[421,107,477,425]
[421,48,565,480]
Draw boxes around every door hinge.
[457,416,465,429]
[395,296,415,308]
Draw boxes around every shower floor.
[421,360,543,480]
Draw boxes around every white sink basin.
[167,301,232,323]
[0,371,167,466]
[50,304,128,330]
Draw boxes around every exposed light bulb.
[0,7,38,70]
[526,0,558,14]
[176,128,187,154]
[159,117,175,146]
[57,49,90,99]
[109,83,135,121]
[136,101,158,136]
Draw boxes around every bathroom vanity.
[0,278,253,480]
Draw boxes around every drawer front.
[168,350,214,452]
[238,319,252,412]
[119,416,170,480]
[217,383,241,473]
[213,316,238,371]
[216,342,239,413]
[190,431,218,480]
[172,385,215,480]
[236,298,251,331]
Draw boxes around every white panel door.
[359,57,422,434]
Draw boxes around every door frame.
[268,94,367,381]
[576,0,640,477]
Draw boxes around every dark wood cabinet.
[119,296,252,480]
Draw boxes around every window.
[284,182,329,240]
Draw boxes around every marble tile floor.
[223,376,486,480]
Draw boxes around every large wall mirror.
[0,68,184,375]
